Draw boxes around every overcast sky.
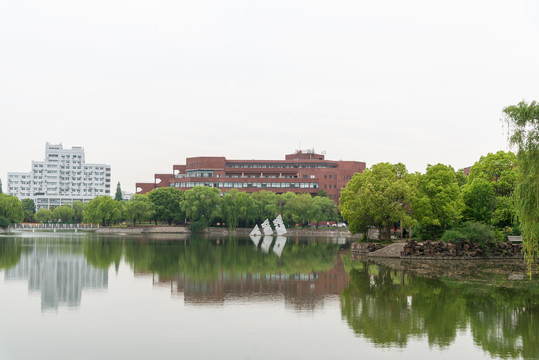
[1,0,538,193]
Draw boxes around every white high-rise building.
[7,143,111,210]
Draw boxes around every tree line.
[0,187,338,231]
[339,151,518,243]
[340,100,538,272]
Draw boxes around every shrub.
[441,222,497,248]
[440,229,465,243]
[189,217,207,233]
[0,216,10,229]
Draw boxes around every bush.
[0,216,10,229]
[440,229,465,243]
[441,222,497,248]
[189,218,207,233]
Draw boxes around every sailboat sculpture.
[272,214,287,236]
[250,225,262,236]
[249,225,262,246]
[261,219,274,236]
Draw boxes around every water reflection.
[124,235,347,310]
[2,238,108,311]
[341,258,539,359]
[1,233,538,359]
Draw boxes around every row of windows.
[171,182,320,189]
[226,163,337,169]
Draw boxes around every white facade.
[7,143,111,210]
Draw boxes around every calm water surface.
[0,232,537,360]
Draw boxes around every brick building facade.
[136,150,366,203]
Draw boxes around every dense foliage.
[504,100,539,274]
[340,163,415,240]
[0,194,24,228]
[340,151,520,242]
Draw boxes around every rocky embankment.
[401,240,522,259]
[351,242,383,255]
[352,240,523,259]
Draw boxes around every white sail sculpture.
[272,236,287,257]
[272,214,287,236]
[249,225,262,236]
[261,219,274,236]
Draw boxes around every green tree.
[124,194,155,226]
[21,199,36,222]
[114,182,123,201]
[220,189,255,230]
[503,100,539,274]
[339,163,415,240]
[182,186,221,225]
[283,193,313,227]
[148,187,185,225]
[279,192,297,226]
[251,190,280,223]
[468,151,517,197]
[84,196,124,226]
[414,164,463,239]
[309,196,338,225]
[52,205,75,223]
[35,208,53,223]
[71,201,86,223]
[460,178,495,224]
[0,194,24,227]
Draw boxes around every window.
[310,175,315,179]
[234,183,242,188]
[281,183,290,188]
[271,183,280,188]
[302,175,308,179]
[300,183,309,188]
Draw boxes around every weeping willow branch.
[503,100,539,276]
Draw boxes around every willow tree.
[504,100,539,274]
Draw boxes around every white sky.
[1,0,538,193]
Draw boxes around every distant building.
[136,149,366,203]
[121,191,133,201]
[7,143,111,210]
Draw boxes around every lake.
[0,232,537,360]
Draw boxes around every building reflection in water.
[3,242,108,311]
[154,248,349,311]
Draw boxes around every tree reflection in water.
[340,260,539,359]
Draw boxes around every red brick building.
[136,150,366,203]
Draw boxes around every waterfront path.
[368,243,406,258]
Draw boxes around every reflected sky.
[0,233,537,360]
